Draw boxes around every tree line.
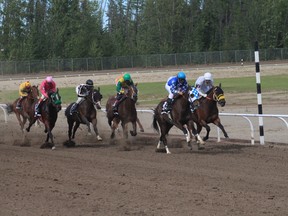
[0,0,287,61]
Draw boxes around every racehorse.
[26,89,62,149]
[106,85,138,139]
[64,87,103,146]
[194,84,229,141]
[152,87,204,154]
[6,85,39,132]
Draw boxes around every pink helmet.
[46,76,53,82]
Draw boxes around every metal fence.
[1,48,288,75]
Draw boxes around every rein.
[206,89,225,102]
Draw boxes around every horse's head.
[212,84,226,107]
[49,89,62,112]
[92,87,103,110]
[126,84,138,102]
[28,85,39,101]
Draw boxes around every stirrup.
[16,106,21,110]
[113,111,119,116]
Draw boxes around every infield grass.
[1,75,287,106]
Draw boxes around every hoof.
[130,131,137,136]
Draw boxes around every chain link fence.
[1,48,288,76]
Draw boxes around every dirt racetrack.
[1,63,288,215]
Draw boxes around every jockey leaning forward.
[162,71,199,114]
[112,73,136,116]
[195,72,214,97]
[16,81,32,110]
[34,76,56,117]
[70,79,94,115]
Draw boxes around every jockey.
[16,81,32,110]
[70,79,94,115]
[161,71,188,114]
[34,76,56,117]
[112,73,135,115]
[189,86,200,112]
[195,72,214,97]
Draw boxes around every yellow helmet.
[25,81,31,88]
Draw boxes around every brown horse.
[26,89,62,149]
[106,85,138,139]
[194,84,229,141]
[152,87,204,154]
[64,88,103,147]
[7,85,39,132]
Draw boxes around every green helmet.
[123,73,131,81]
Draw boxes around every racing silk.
[19,82,31,97]
[166,76,188,94]
[75,84,91,97]
[115,75,134,93]
[195,76,214,94]
[39,80,56,98]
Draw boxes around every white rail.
[1,104,287,144]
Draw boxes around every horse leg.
[130,121,137,137]
[111,118,120,139]
[183,125,192,150]
[214,118,229,138]
[188,121,205,147]
[122,122,129,139]
[202,124,211,141]
[91,119,102,141]
[137,117,144,132]
[160,124,172,154]
[67,120,74,141]
[72,122,80,139]
[26,117,38,132]
[46,130,56,150]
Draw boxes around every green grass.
[1,75,287,106]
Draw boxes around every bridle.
[206,87,225,102]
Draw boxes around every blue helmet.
[177,72,186,79]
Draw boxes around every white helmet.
[204,72,212,81]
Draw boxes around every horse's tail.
[6,103,14,114]
[152,109,160,133]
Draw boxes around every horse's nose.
[220,100,226,107]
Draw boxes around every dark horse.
[26,89,62,149]
[7,85,39,132]
[194,84,229,141]
[152,87,204,154]
[64,87,103,146]
[106,85,138,139]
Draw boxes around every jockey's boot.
[16,97,24,110]
[34,100,42,117]
[70,103,79,115]
[161,98,173,114]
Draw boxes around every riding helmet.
[25,81,31,88]
[123,73,131,81]
[46,76,53,82]
[86,79,94,86]
[204,72,212,81]
[177,71,186,79]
